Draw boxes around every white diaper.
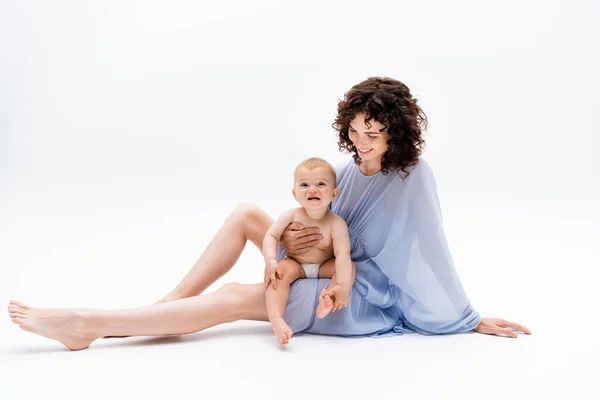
[301,263,321,279]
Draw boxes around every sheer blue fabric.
[282,158,481,336]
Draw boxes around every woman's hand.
[474,318,531,338]
[280,223,323,256]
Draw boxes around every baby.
[262,157,356,345]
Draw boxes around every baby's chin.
[301,201,330,211]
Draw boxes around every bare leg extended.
[315,259,356,318]
[102,204,272,339]
[7,283,268,351]
[265,258,305,345]
[159,204,274,302]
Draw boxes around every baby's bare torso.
[288,208,336,265]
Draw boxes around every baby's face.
[293,166,338,210]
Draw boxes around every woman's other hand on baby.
[264,259,281,290]
[280,223,323,256]
[326,285,351,312]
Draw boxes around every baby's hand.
[326,285,351,312]
[264,259,280,290]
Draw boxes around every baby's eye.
[300,183,308,187]
[318,182,326,186]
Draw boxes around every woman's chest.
[333,182,408,254]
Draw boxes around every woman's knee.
[232,203,262,222]
[231,203,272,245]
[217,282,243,297]
[216,282,246,320]
[216,282,266,321]
[217,282,258,303]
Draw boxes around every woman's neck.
[359,159,382,176]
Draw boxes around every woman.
[7,77,530,350]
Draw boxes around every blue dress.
[282,158,482,336]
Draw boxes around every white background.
[1,1,598,399]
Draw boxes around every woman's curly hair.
[334,77,428,177]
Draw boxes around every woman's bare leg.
[7,283,268,351]
[104,203,271,339]
[159,204,273,302]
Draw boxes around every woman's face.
[348,113,391,165]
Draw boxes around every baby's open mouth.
[308,196,321,201]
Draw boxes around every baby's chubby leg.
[316,258,356,318]
[316,259,336,318]
[265,258,305,345]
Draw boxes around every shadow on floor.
[4,323,274,354]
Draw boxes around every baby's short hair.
[294,157,337,183]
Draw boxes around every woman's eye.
[368,135,377,139]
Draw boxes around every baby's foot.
[271,317,293,345]
[7,300,97,351]
[316,289,333,318]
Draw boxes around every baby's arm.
[331,217,353,291]
[263,209,296,264]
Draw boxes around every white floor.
[1,319,598,400]
[1,205,598,400]
[1,320,591,400]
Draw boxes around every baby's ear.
[292,189,297,199]
[332,187,339,200]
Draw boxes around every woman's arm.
[377,160,530,337]
[411,162,529,337]
[407,160,481,334]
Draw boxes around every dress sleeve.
[375,160,482,334]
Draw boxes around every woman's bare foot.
[7,300,98,351]
[316,289,333,318]
[270,317,293,345]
